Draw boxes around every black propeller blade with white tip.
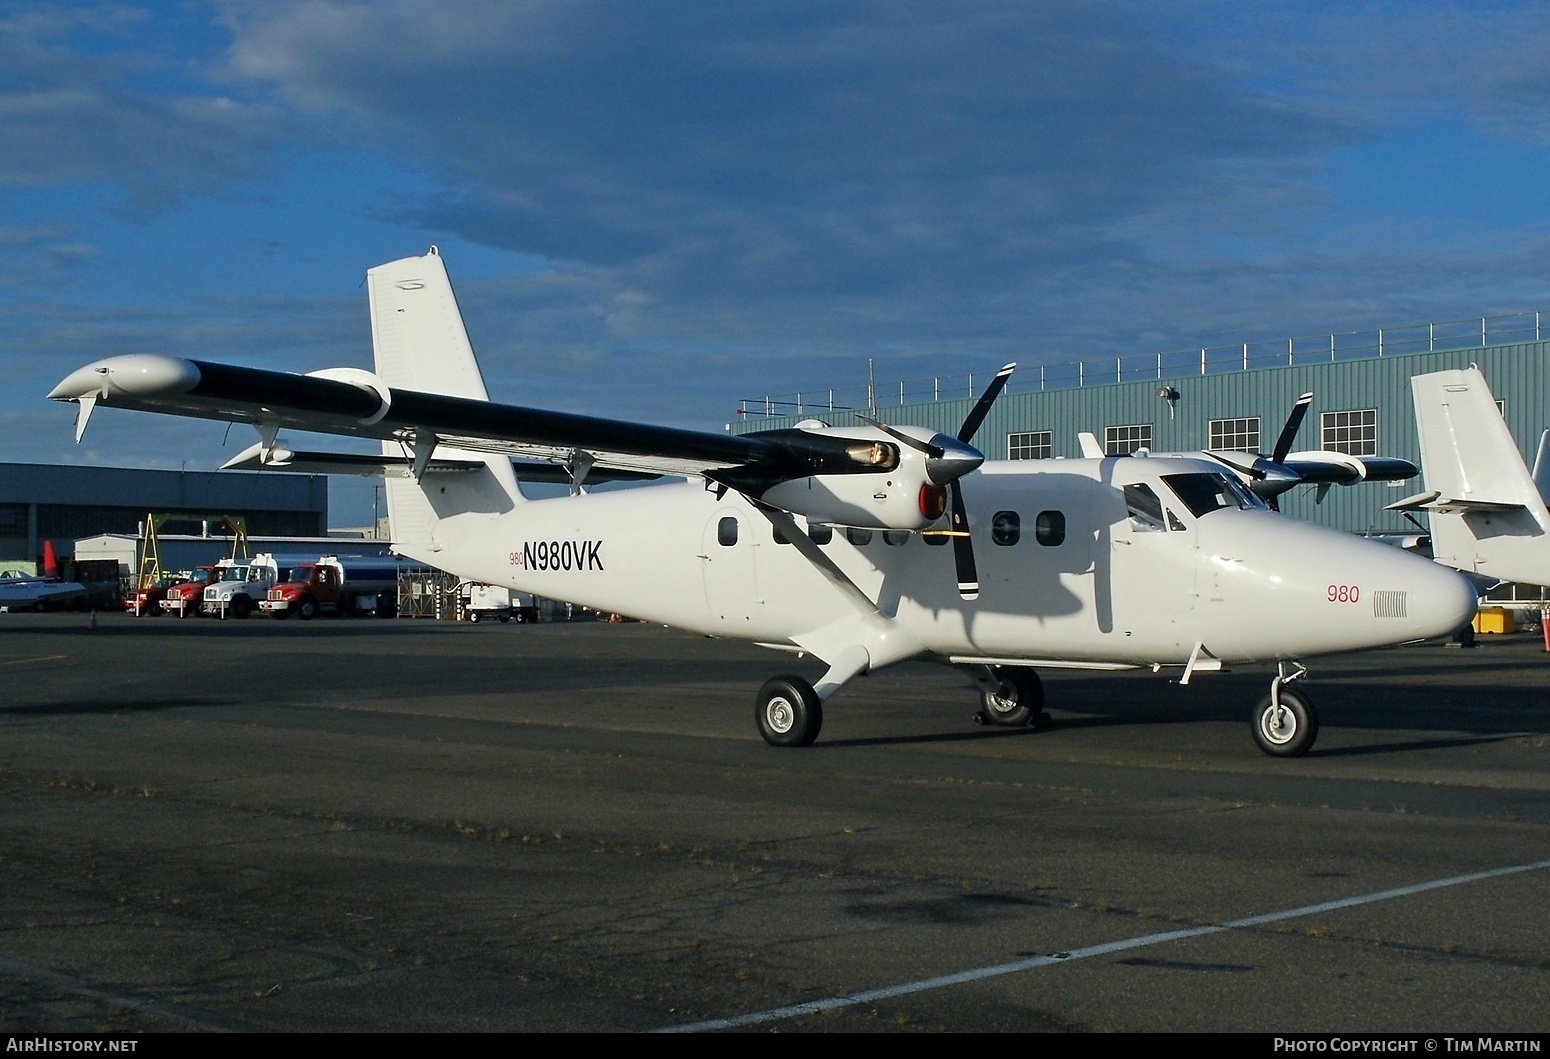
[946,362,1016,599]
[1271,391,1314,464]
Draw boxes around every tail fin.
[366,248,523,556]
[1407,367,1550,586]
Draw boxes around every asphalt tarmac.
[0,610,1547,1033]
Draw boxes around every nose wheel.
[1252,663,1318,757]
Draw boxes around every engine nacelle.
[754,422,958,530]
[758,473,948,530]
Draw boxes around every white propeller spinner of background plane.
[49,248,1478,757]
[1389,365,1550,589]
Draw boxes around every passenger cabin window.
[1035,510,1065,547]
[923,529,948,547]
[992,511,1020,546]
[808,523,833,545]
[1123,483,1166,531]
[846,527,873,546]
[883,529,910,546]
[773,526,791,544]
[717,516,738,546]
[1161,472,1263,516]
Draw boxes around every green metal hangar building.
[730,312,1550,547]
[0,462,328,569]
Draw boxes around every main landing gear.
[756,676,824,747]
[972,664,1046,728]
[1252,662,1318,757]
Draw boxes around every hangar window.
[1105,424,1152,455]
[808,523,833,545]
[992,510,1020,545]
[846,527,872,546]
[717,516,738,546]
[1208,417,1260,452]
[883,529,910,546]
[1035,510,1065,546]
[1321,409,1377,456]
[1123,483,1166,531]
[1008,431,1052,460]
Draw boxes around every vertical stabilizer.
[1410,367,1550,586]
[1532,430,1550,505]
[365,248,523,556]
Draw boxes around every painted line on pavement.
[659,856,1550,1033]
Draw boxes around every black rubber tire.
[468,611,481,624]
[231,596,252,620]
[1252,688,1319,757]
[978,666,1044,727]
[755,676,823,747]
[498,615,511,623]
[297,597,318,621]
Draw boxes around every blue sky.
[3,1,1550,525]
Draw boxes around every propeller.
[1204,392,1312,512]
[860,363,1016,599]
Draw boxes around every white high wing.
[1389,366,1550,588]
[48,249,1477,756]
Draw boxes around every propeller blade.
[856,414,944,459]
[957,362,1017,444]
[948,480,979,599]
[1270,391,1314,464]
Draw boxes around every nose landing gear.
[1252,661,1318,757]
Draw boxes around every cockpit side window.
[1123,483,1166,532]
[1162,472,1266,517]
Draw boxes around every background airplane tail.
[1407,367,1550,585]
[366,248,524,554]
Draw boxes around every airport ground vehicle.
[459,583,539,623]
[160,564,218,617]
[260,554,411,619]
[202,552,307,619]
[126,572,184,616]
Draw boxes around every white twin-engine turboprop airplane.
[48,249,1477,757]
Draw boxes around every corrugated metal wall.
[731,341,1550,535]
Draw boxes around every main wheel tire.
[231,596,252,620]
[978,666,1044,727]
[297,598,318,621]
[1252,688,1318,757]
[756,676,823,747]
[468,611,481,623]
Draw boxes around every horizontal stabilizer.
[1385,489,1526,514]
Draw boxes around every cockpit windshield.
[1162,472,1265,517]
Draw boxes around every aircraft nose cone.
[925,435,984,485]
[1410,559,1480,641]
